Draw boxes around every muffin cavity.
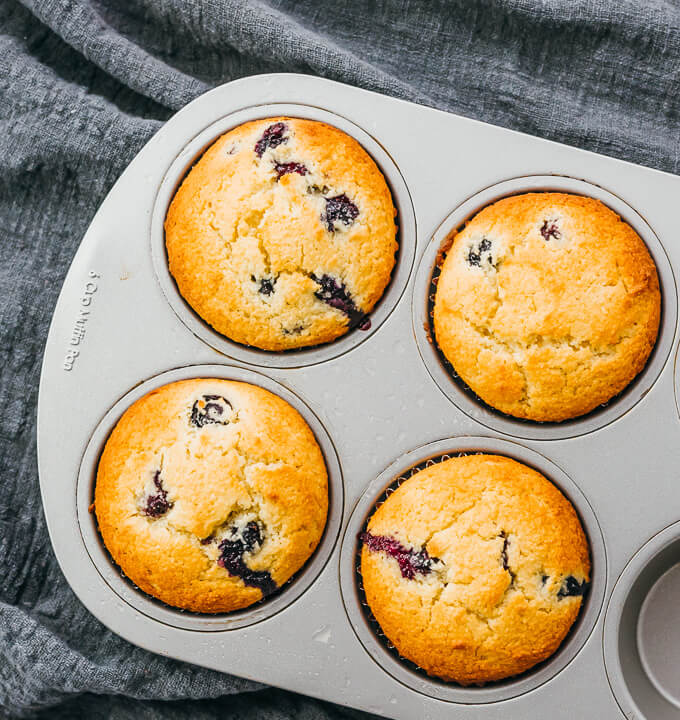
[435,193,662,422]
[358,455,591,685]
[97,379,330,614]
[360,531,441,580]
[190,395,233,428]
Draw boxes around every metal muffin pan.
[37,73,680,719]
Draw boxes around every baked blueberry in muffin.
[433,192,661,422]
[165,117,398,351]
[94,378,328,613]
[360,454,590,685]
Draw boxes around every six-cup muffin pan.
[37,73,680,719]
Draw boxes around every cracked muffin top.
[433,192,660,422]
[94,378,328,613]
[165,117,398,351]
[360,454,590,685]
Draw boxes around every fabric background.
[1,0,679,717]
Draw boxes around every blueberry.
[558,575,589,598]
[190,395,232,428]
[323,194,359,232]
[359,531,439,580]
[540,220,561,241]
[239,520,264,552]
[311,273,370,330]
[254,122,288,157]
[251,275,276,296]
[144,471,172,517]
[217,521,276,595]
[466,237,495,268]
[312,274,352,313]
[274,161,308,179]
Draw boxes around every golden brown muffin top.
[95,378,328,613]
[166,117,398,351]
[360,454,590,684]
[433,192,660,421]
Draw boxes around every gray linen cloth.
[1,0,679,717]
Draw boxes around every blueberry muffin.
[433,193,661,421]
[95,378,328,613]
[360,454,590,685]
[165,117,398,351]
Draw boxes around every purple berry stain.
[540,220,561,241]
[323,194,359,232]
[557,575,589,598]
[144,471,173,518]
[311,273,371,330]
[359,531,439,580]
[217,521,276,595]
[190,395,232,428]
[274,161,308,179]
[254,122,288,157]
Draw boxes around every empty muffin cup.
[605,521,680,718]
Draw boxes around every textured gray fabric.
[1,0,679,718]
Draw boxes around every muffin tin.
[37,73,680,719]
